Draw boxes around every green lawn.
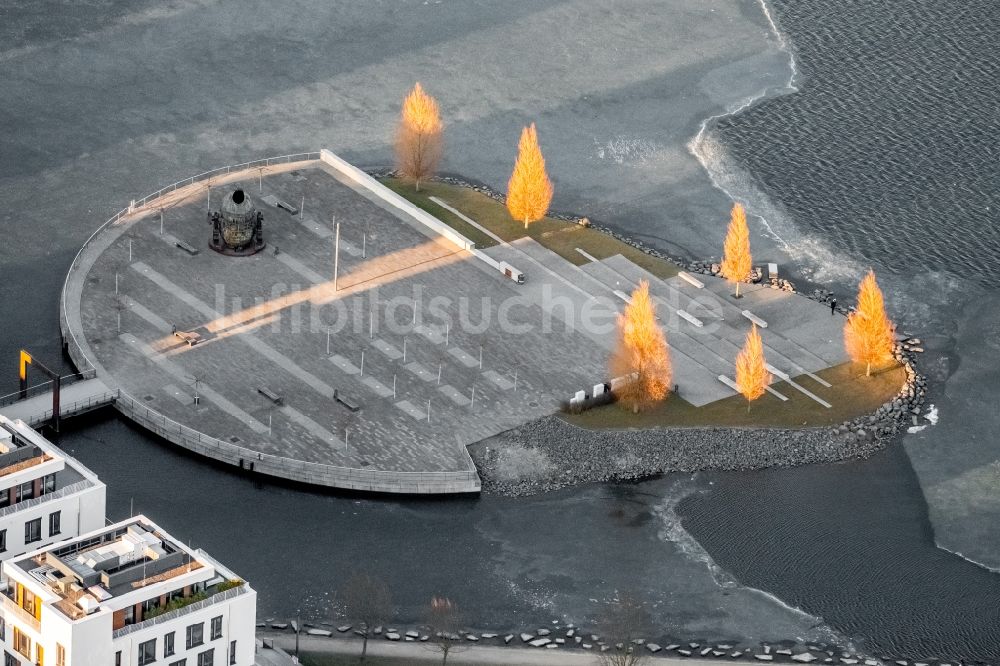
[564,362,907,429]
[382,177,897,431]
[380,178,680,279]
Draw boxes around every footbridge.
[0,351,117,429]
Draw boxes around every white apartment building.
[0,416,106,561]
[0,516,256,666]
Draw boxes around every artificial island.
[54,136,917,495]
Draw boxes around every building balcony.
[0,479,94,520]
[0,592,41,633]
[112,582,247,639]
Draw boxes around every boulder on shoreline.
[470,406,915,498]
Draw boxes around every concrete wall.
[319,149,476,251]
[113,392,480,494]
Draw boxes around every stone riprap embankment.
[472,340,925,498]
[262,622,874,664]
[472,418,876,497]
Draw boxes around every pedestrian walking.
[830,298,837,315]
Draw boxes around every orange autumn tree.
[844,269,896,376]
[394,82,443,191]
[721,202,752,297]
[735,323,770,412]
[507,123,554,229]
[610,280,672,413]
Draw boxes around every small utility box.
[499,261,526,284]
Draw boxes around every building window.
[138,639,156,666]
[13,627,30,659]
[169,662,187,666]
[22,589,38,617]
[0,488,8,505]
[16,482,33,502]
[228,641,236,665]
[0,616,5,641]
[210,615,223,640]
[24,518,41,544]
[56,644,66,666]
[6,651,18,666]
[186,622,204,649]
[164,632,175,657]
[0,529,6,553]
[116,651,122,666]
[43,474,56,494]
[49,511,61,537]
[196,650,214,666]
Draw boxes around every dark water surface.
[679,447,1000,659]
[713,0,998,281]
[680,0,1000,660]
[2,0,999,661]
[55,412,845,648]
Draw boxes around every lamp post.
[295,613,301,661]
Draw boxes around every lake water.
[2,0,998,660]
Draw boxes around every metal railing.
[59,152,321,379]
[0,370,98,407]
[0,480,95,520]
[22,391,119,427]
[112,584,247,639]
[0,593,41,633]
[130,152,320,211]
[115,392,480,492]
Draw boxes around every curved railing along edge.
[59,152,322,376]
[58,152,481,495]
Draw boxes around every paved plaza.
[68,159,848,488]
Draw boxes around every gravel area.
[471,418,884,497]
[472,342,925,498]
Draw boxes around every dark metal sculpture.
[208,187,265,256]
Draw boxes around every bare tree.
[597,593,650,666]
[394,83,443,191]
[341,572,392,662]
[425,596,464,665]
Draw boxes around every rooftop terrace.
[12,518,205,620]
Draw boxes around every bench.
[257,386,283,405]
[676,309,704,327]
[174,330,202,346]
[175,240,199,255]
[275,199,299,215]
[333,389,360,412]
[678,271,704,289]
[741,310,768,328]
